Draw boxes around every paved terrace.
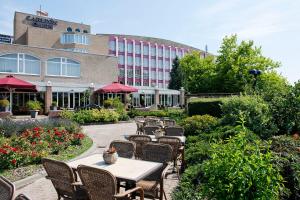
[15,122,179,199]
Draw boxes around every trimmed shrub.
[187,98,227,117]
[60,109,119,124]
[221,95,278,139]
[180,115,219,136]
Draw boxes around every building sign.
[26,15,58,29]
[0,34,12,43]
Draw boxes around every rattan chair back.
[163,119,176,127]
[143,126,160,135]
[128,135,152,158]
[77,165,117,200]
[15,194,31,200]
[165,126,184,136]
[136,121,144,134]
[42,158,76,198]
[134,116,145,122]
[109,140,136,158]
[157,136,181,161]
[0,176,14,200]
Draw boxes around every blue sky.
[1,0,299,83]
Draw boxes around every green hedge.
[187,98,227,117]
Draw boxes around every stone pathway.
[15,122,179,199]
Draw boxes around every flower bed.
[0,126,86,170]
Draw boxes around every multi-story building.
[0,11,207,113]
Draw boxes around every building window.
[135,81,141,86]
[151,58,156,67]
[127,43,133,53]
[119,68,125,77]
[127,56,133,66]
[171,50,176,58]
[143,58,149,67]
[165,49,170,58]
[118,41,124,52]
[64,48,88,53]
[158,60,163,69]
[143,45,149,55]
[158,48,163,57]
[135,44,141,54]
[47,57,80,77]
[127,69,133,78]
[151,71,156,80]
[61,33,89,45]
[151,46,156,56]
[178,50,183,58]
[67,27,72,32]
[0,53,40,75]
[165,60,170,68]
[75,28,80,32]
[135,57,141,66]
[135,69,141,78]
[159,71,163,80]
[109,40,116,51]
[118,55,125,65]
[143,70,149,79]
[165,72,170,80]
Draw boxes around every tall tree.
[168,56,183,90]
[180,52,216,93]
[214,35,280,92]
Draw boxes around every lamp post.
[248,69,262,90]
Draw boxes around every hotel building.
[0,11,207,114]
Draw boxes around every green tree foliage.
[214,35,280,92]
[200,132,284,200]
[168,56,183,90]
[180,52,216,93]
[221,95,277,138]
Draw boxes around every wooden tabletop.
[68,154,163,182]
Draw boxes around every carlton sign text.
[26,16,58,29]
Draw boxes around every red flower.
[32,141,36,145]
[75,133,85,139]
[10,147,17,152]
[0,148,7,154]
[33,127,40,132]
[11,159,17,165]
[31,152,38,157]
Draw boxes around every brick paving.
[15,122,179,199]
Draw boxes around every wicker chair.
[137,143,173,200]
[134,116,145,122]
[128,135,152,159]
[77,165,144,200]
[42,158,88,200]
[143,126,161,135]
[0,176,31,200]
[14,194,31,200]
[109,140,136,158]
[157,136,181,178]
[136,121,144,135]
[165,126,184,136]
[163,119,176,127]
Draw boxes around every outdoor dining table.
[68,153,163,187]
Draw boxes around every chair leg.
[163,191,167,200]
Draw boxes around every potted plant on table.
[103,147,118,164]
[0,99,9,112]
[51,101,57,111]
[26,100,42,118]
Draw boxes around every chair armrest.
[71,182,82,186]
[161,164,170,180]
[45,176,80,186]
[114,186,144,200]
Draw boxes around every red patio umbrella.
[0,75,37,112]
[96,82,138,93]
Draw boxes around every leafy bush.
[180,115,219,136]
[0,126,85,169]
[221,95,277,139]
[26,100,42,110]
[199,132,283,200]
[187,98,227,117]
[60,109,119,124]
[0,118,81,137]
[103,99,113,108]
[270,135,300,199]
